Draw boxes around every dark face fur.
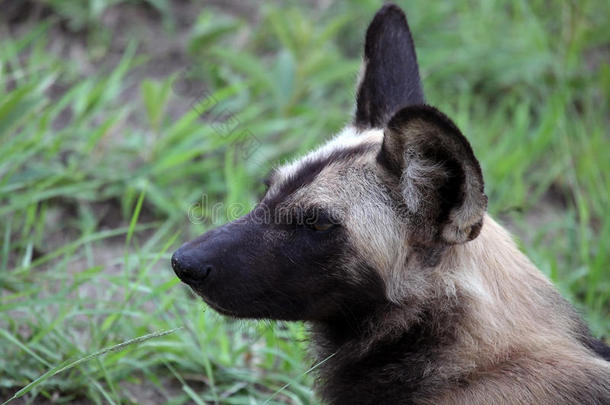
[172,4,486,325]
[172,205,386,321]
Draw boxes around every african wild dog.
[172,4,610,404]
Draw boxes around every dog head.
[172,4,487,322]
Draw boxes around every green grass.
[1,0,609,403]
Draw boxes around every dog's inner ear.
[354,4,424,129]
[379,106,487,246]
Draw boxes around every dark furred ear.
[354,4,424,129]
[379,105,487,245]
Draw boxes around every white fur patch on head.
[267,126,384,199]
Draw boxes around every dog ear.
[379,105,487,245]
[354,4,424,129]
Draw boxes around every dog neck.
[310,294,463,404]
[308,215,589,404]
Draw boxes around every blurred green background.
[0,0,608,403]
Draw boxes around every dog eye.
[309,221,337,232]
[301,210,339,232]
[313,223,333,232]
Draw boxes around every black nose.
[171,247,213,285]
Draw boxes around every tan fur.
[270,127,609,403]
[419,216,610,404]
[272,133,414,300]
